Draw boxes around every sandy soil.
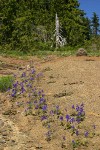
[0,55,100,150]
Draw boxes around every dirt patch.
[0,55,100,150]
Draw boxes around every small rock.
[42,67,52,72]
[54,91,73,98]
[2,110,12,115]
[0,138,6,144]
[54,92,67,98]
[3,109,17,115]
[47,81,56,84]
[9,139,17,146]
[0,119,4,127]
[76,48,87,56]
[2,133,8,136]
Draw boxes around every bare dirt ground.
[0,55,100,150]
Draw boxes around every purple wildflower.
[42,94,45,97]
[71,125,75,129]
[20,82,24,86]
[48,125,50,128]
[76,118,81,124]
[56,105,59,110]
[38,91,42,95]
[84,131,89,137]
[50,110,54,115]
[42,105,47,111]
[66,114,70,122]
[63,136,66,140]
[60,116,63,121]
[41,115,47,121]
[72,105,75,109]
[39,97,46,103]
[26,101,31,104]
[93,125,96,129]
[24,79,28,83]
[15,102,19,105]
[24,107,29,112]
[13,74,17,78]
[35,105,39,109]
[46,131,51,139]
[37,73,43,78]
[31,69,35,74]
[77,111,82,116]
[81,103,84,107]
[11,89,16,97]
[76,130,79,136]
[30,77,34,81]
[34,100,37,104]
[13,81,18,88]
[72,140,75,144]
[70,117,75,123]
[76,105,80,111]
[41,90,44,93]
[21,72,26,77]
[80,107,83,112]
[7,87,11,92]
[11,93,16,97]
[21,86,25,93]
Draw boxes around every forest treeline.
[0,0,100,53]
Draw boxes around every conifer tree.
[0,0,92,51]
[91,12,100,36]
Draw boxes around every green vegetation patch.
[0,75,14,92]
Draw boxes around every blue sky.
[78,0,100,21]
